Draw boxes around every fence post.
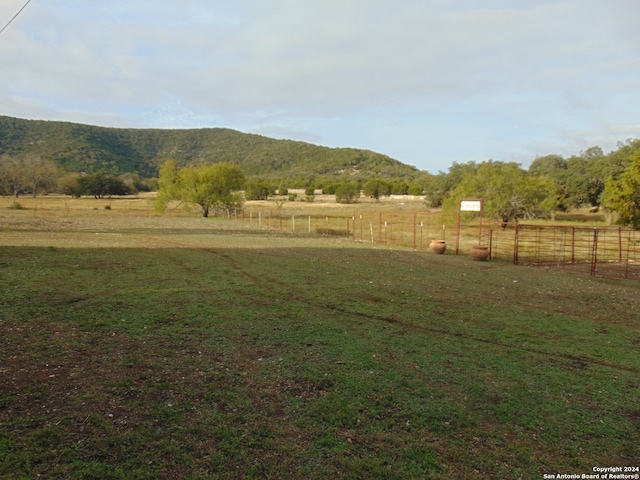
[619,227,623,263]
[513,224,520,264]
[489,229,493,260]
[455,209,461,255]
[624,230,631,279]
[590,228,599,276]
[413,212,417,250]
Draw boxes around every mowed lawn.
[1,214,639,479]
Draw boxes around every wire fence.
[5,196,639,281]
[242,208,496,254]
[512,225,640,280]
[241,208,640,281]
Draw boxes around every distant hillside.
[0,115,425,184]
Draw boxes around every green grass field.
[0,204,638,479]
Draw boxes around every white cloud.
[0,0,638,172]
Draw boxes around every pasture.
[1,196,638,479]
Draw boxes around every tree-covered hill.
[0,115,424,184]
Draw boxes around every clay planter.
[470,245,490,261]
[429,240,447,254]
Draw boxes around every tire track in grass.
[320,304,640,374]
[134,236,640,375]
[216,250,640,375]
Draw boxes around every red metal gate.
[513,225,640,280]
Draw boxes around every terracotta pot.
[429,240,446,254]
[470,245,490,261]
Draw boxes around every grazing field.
[0,206,639,479]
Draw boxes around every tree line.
[0,154,153,198]
[4,138,640,228]
[421,140,640,227]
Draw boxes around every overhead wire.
[0,0,32,36]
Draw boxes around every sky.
[0,0,638,173]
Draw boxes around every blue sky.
[0,0,638,173]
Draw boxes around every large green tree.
[423,162,477,208]
[155,161,245,217]
[601,153,640,228]
[77,173,130,198]
[443,161,559,225]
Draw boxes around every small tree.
[335,182,360,204]
[0,155,26,197]
[303,186,315,203]
[58,173,83,197]
[363,179,391,201]
[120,173,152,194]
[78,173,130,198]
[322,183,340,195]
[155,161,245,217]
[408,183,424,196]
[245,180,272,201]
[22,156,58,197]
[391,182,409,195]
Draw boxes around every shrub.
[8,201,24,210]
[58,173,83,197]
[408,183,424,196]
[75,173,131,198]
[245,181,272,201]
[391,182,409,195]
[322,183,340,195]
[335,182,360,204]
[363,179,391,201]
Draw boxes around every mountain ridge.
[0,115,426,185]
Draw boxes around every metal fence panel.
[513,225,640,280]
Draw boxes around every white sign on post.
[460,200,482,212]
